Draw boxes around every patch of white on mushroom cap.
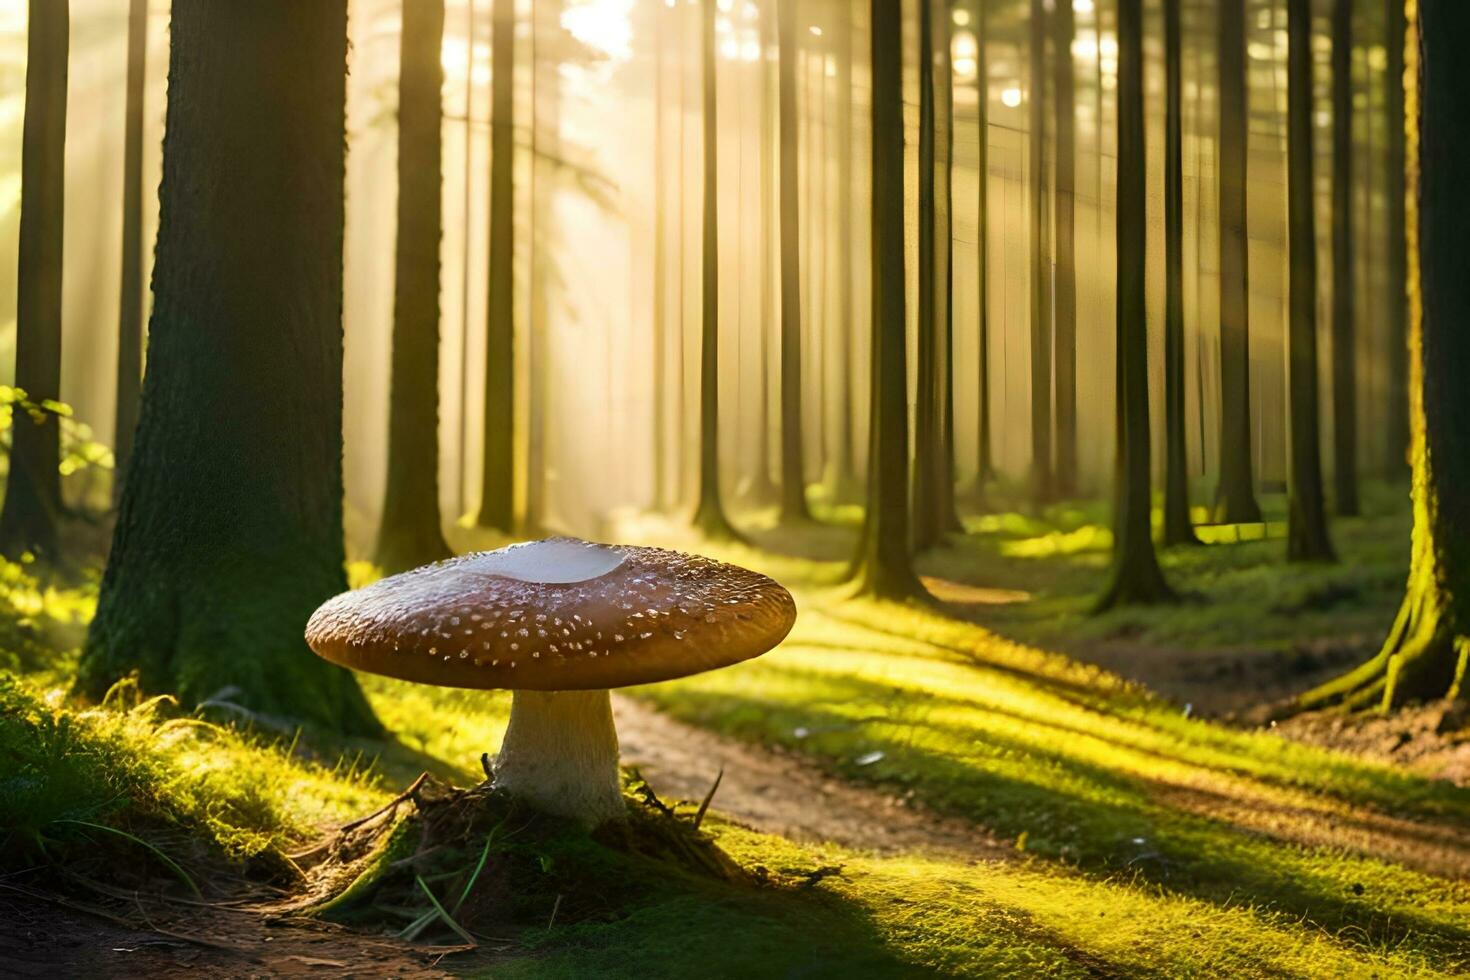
[476,538,626,584]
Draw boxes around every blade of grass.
[54,819,202,899]
[416,875,477,947]
[453,815,509,916]
[694,767,724,830]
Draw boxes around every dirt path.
[613,696,1009,860]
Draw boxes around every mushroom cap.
[305,538,797,691]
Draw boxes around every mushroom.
[305,537,796,827]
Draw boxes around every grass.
[2,485,1468,976]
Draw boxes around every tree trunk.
[1027,0,1054,505]
[375,0,452,574]
[824,0,858,504]
[1213,0,1262,525]
[1097,0,1175,611]
[913,0,960,549]
[1381,0,1409,474]
[851,0,921,601]
[477,0,516,531]
[1299,0,1469,710]
[692,0,740,541]
[777,0,810,524]
[0,0,67,562]
[78,0,378,734]
[112,0,147,506]
[973,0,993,488]
[1330,0,1358,517]
[1051,0,1077,498]
[1285,0,1336,563]
[1161,0,1198,547]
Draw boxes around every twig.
[693,767,724,831]
[546,893,563,933]
[338,773,429,834]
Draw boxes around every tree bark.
[913,0,960,549]
[851,0,922,601]
[0,0,67,562]
[973,0,993,487]
[112,0,147,506]
[1330,0,1358,517]
[1299,0,1470,710]
[1051,0,1077,498]
[1213,0,1263,525]
[1027,0,1054,505]
[777,0,810,524]
[376,0,452,574]
[1381,0,1409,474]
[78,0,378,734]
[1161,0,1198,547]
[824,0,858,504]
[477,0,516,531]
[1285,0,1336,563]
[1097,0,1175,611]
[692,0,740,541]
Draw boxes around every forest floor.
[3,480,1469,977]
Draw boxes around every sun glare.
[562,0,635,63]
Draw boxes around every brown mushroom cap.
[305,537,797,691]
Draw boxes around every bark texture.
[692,0,740,541]
[478,0,516,531]
[1213,0,1262,525]
[1330,0,1358,517]
[1300,0,1469,709]
[0,0,67,562]
[1097,0,1175,611]
[376,0,452,574]
[1285,0,1336,563]
[113,0,147,504]
[1381,0,1409,473]
[78,1,378,734]
[1161,0,1198,546]
[851,0,921,601]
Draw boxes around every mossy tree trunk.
[1285,0,1335,564]
[1213,0,1263,525]
[1381,0,1409,474]
[79,0,378,735]
[1097,0,1175,612]
[693,0,740,541]
[776,0,810,524]
[477,0,516,532]
[112,0,147,505]
[1027,0,1054,505]
[913,0,961,550]
[1051,0,1077,499]
[1161,0,1198,547]
[0,0,67,562]
[851,0,922,601]
[973,0,993,488]
[1299,0,1470,710]
[376,0,452,574]
[1330,0,1357,518]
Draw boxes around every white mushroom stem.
[492,689,625,827]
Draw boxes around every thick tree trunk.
[1300,0,1470,710]
[973,0,993,488]
[913,0,960,549]
[78,1,378,734]
[0,0,67,562]
[1161,0,1198,547]
[1213,0,1262,525]
[1097,0,1175,611]
[1285,0,1336,563]
[112,0,147,505]
[1381,0,1409,474]
[692,0,740,541]
[1330,0,1358,517]
[777,0,810,524]
[851,0,921,601]
[375,0,452,574]
[477,0,516,531]
[1027,0,1054,505]
[1051,0,1077,498]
